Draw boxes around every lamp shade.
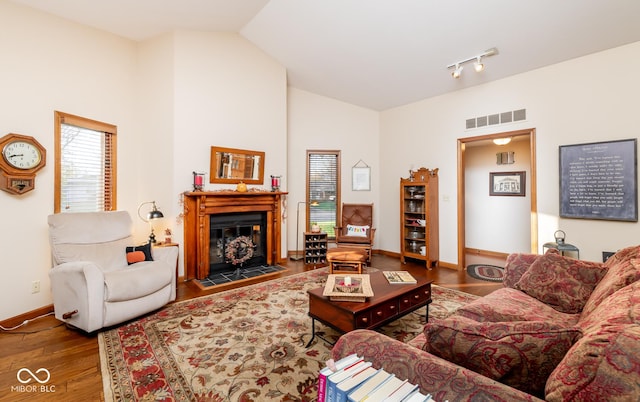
[137,201,164,243]
[147,205,164,220]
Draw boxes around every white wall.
[287,88,380,252]
[465,140,531,253]
[160,31,287,273]
[0,2,138,320]
[380,41,640,264]
[135,33,176,246]
[0,5,288,321]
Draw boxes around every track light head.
[452,64,463,79]
[474,57,484,72]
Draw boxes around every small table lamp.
[137,201,164,243]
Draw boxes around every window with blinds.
[306,150,340,238]
[54,111,117,213]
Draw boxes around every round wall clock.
[0,133,46,195]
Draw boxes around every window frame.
[54,111,117,213]
[306,150,341,239]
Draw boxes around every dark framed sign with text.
[559,138,637,221]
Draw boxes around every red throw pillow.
[126,250,146,264]
[514,251,607,313]
[423,316,582,397]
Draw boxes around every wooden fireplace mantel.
[183,190,288,280]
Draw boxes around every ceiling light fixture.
[493,137,512,146]
[447,47,498,79]
[474,56,484,72]
[452,64,463,79]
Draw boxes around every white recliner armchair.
[48,211,178,333]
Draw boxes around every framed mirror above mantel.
[210,146,265,184]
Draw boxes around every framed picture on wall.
[559,139,637,221]
[352,159,371,191]
[490,171,526,196]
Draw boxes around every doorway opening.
[457,128,538,269]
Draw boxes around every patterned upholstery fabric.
[545,280,640,401]
[546,325,640,401]
[514,251,608,313]
[580,246,640,317]
[422,316,582,396]
[454,287,581,325]
[503,252,540,288]
[331,330,541,402]
[330,246,640,401]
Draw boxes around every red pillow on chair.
[126,251,146,264]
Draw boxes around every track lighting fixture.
[447,47,498,79]
[474,57,484,72]
[452,64,463,79]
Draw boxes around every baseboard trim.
[465,247,510,260]
[1,304,54,329]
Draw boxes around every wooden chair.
[334,203,375,261]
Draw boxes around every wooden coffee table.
[306,270,432,347]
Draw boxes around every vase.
[236,182,247,192]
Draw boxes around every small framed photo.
[352,166,371,191]
[490,171,526,196]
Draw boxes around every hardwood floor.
[0,254,503,401]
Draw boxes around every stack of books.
[318,354,433,402]
[382,271,417,284]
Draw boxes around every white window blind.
[60,123,114,212]
[307,151,340,237]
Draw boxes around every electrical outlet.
[602,251,615,263]
[31,280,40,294]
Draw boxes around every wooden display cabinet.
[400,167,439,268]
[304,232,328,268]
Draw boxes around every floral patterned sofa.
[331,245,640,401]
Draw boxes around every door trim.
[457,128,538,269]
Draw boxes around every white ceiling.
[10,0,640,110]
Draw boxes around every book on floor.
[357,375,404,401]
[347,369,393,402]
[334,366,378,402]
[326,360,371,402]
[383,380,418,402]
[402,390,433,402]
[318,354,361,402]
[382,271,417,284]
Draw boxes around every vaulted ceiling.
[11,0,640,110]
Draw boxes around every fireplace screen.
[210,212,267,272]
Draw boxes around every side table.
[154,242,180,284]
[543,230,579,259]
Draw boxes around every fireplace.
[183,191,287,280]
[209,212,267,273]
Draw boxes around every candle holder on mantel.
[270,175,282,192]
[192,171,205,191]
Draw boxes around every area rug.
[99,268,478,401]
[466,264,505,282]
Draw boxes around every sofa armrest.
[503,253,540,288]
[331,330,542,402]
[49,261,106,332]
